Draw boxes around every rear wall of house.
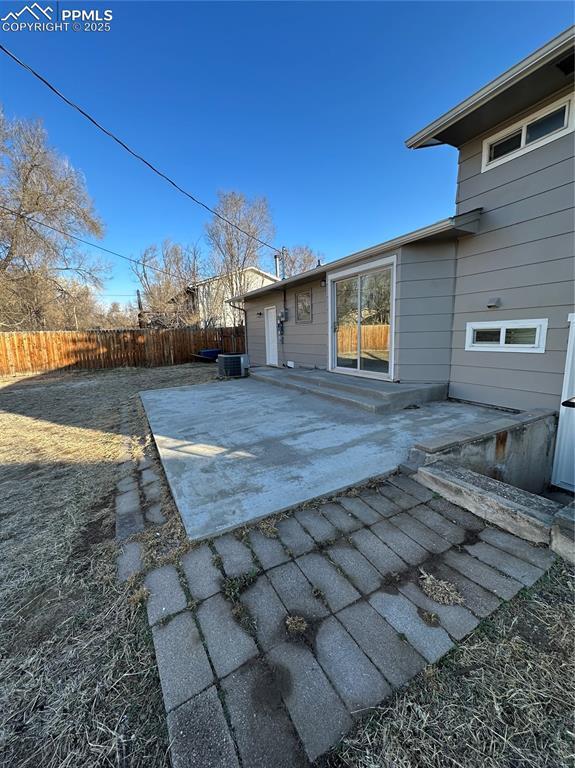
[451,87,575,411]
[245,279,328,368]
[395,242,456,383]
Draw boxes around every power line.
[0,204,189,281]
[0,42,281,255]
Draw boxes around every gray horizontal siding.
[450,349,568,375]
[456,232,573,275]
[449,381,561,411]
[394,243,455,383]
[450,365,564,399]
[245,280,328,369]
[451,87,574,411]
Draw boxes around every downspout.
[227,300,248,356]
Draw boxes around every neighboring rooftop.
[406,25,575,149]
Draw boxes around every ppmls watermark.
[1,3,113,32]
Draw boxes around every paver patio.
[144,472,555,766]
[140,378,498,540]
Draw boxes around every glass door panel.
[335,276,358,369]
[359,268,391,373]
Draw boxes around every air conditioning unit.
[218,354,250,378]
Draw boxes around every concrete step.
[250,368,447,414]
[416,461,560,544]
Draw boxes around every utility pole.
[280,246,287,280]
[136,289,145,329]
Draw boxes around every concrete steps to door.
[250,367,447,414]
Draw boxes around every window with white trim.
[465,319,548,353]
[481,95,573,172]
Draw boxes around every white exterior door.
[552,313,575,491]
[264,306,278,366]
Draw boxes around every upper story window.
[482,94,573,172]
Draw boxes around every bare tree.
[0,110,105,329]
[132,239,203,327]
[283,244,322,277]
[205,191,274,324]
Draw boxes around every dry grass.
[285,615,308,635]
[0,363,216,768]
[419,569,464,605]
[324,560,575,768]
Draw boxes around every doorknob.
[561,396,575,408]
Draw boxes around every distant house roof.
[234,209,482,301]
[405,26,575,149]
[185,266,277,292]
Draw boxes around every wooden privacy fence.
[0,326,245,375]
[337,324,390,353]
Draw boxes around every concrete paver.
[339,496,382,525]
[391,512,451,554]
[378,484,419,510]
[315,616,391,712]
[428,497,484,532]
[296,552,360,612]
[117,541,142,582]
[464,540,544,586]
[276,517,315,557]
[369,590,453,663]
[370,519,428,565]
[389,474,434,503]
[479,527,555,570]
[213,534,255,577]
[294,506,338,543]
[409,504,466,544]
[337,600,426,687]
[267,641,352,761]
[145,565,187,626]
[223,660,308,768]
[428,561,501,618]
[398,580,479,640]
[196,594,258,677]
[139,460,556,768]
[248,529,290,569]
[240,575,288,651]
[267,561,329,619]
[167,686,239,768]
[359,490,400,518]
[443,549,522,600]
[320,502,362,533]
[327,542,382,595]
[351,528,407,575]
[182,545,222,601]
[152,611,213,711]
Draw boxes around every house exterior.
[239,28,574,488]
[181,267,277,327]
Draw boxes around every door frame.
[552,312,575,491]
[327,254,396,381]
[264,305,279,366]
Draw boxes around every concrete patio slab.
[140,377,497,540]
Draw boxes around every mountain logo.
[1,3,53,22]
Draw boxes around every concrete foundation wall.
[415,413,557,494]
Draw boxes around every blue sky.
[1,1,573,303]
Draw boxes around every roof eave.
[405,26,575,149]
[233,209,482,302]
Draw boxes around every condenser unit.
[218,354,250,378]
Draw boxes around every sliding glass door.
[332,265,393,377]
